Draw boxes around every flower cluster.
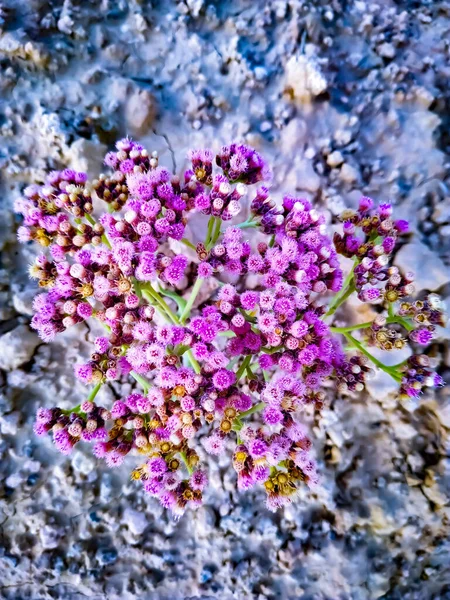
[17,138,446,517]
[334,197,412,303]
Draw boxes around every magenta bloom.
[147,457,167,475]
[212,369,236,390]
[409,328,433,346]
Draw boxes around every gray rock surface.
[0,1,450,600]
[0,325,40,371]
[395,241,450,292]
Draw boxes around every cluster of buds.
[92,173,129,211]
[134,458,207,516]
[399,355,445,400]
[215,143,270,184]
[16,138,445,517]
[34,402,109,454]
[334,197,412,303]
[15,169,93,249]
[333,352,373,395]
[400,294,446,347]
[365,315,407,351]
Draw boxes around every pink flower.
[212,369,236,390]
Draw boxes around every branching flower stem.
[137,283,202,374]
[232,401,266,436]
[141,285,179,324]
[235,355,252,380]
[331,322,373,333]
[324,259,358,318]
[61,381,102,415]
[342,332,403,383]
[237,217,258,230]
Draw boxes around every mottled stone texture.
[1,1,450,599]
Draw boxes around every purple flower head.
[74,363,93,383]
[263,406,284,425]
[204,433,225,455]
[21,138,434,515]
[53,429,75,455]
[217,143,270,184]
[198,262,213,278]
[147,457,167,476]
[240,291,259,311]
[190,470,208,491]
[212,369,236,390]
[105,451,126,468]
[111,401,128,418]
[248,438,268,458]
[34,422,50,436]
[135,251,156,281]
[410,328,433,346]
[394,219,409,233]
[36,407,53,424]
[358,197,374,212]
[237,471,255,490]
[144,477,164,496]
[164,255,188,285]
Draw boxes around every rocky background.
[1,1,450,599]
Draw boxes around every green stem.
[179,278,204,324]
[388,303,395,318]
[141,287,178,325]
[87,382,102,402]
[205,216,215,248]
[391,360,408,370]
[325,259,358,318]
[219,331,236,338]
[236,220,258,230]
[234,402,265,428]
[141,289,171,323]
[325,281,356,318]
[386,315,414,332]
[181,238,197,251]
[210,217,222,248]
[61,380,103,416]
[101,235,112,248]
[139,282,202,373]
[261,345,282,354]
[84,213,111,248]
[331,316,414,335]
[61,404,81,416]
[343,333,402,382]
[150,287,180,323]
[235,355,252,381]
[185,349,201,374]
[85,213,96,226]
[130,371,151,394]
[158,287,187,314]
[179,450,193,475]
[331,322,373,333]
